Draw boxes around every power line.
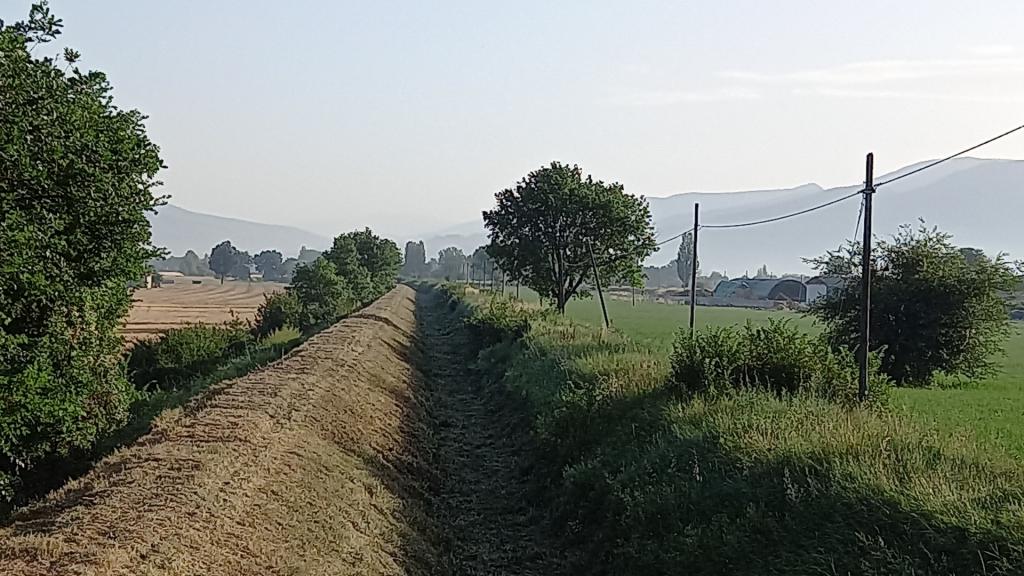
[874,123,1024,188]
[701,188,864,230]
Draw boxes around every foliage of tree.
[280,257,300,281]
[254,250,283,282]
[322,228,400,303]
[209,241,241,283]
[483,162,656,312]
[676,232,697,286]
[470,246,495,284]
[253,291,301,338]
[296,246,322,265]
[437,247,467,281]
[756,264,771,278]
[150,250,212,277]
[0,3,163,498]
[402,241,427,278]
[809,224,1016,386]
[230,250,253,281]
[288,259,351,330]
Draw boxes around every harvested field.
[123,278,284,340]
[0,285,563,575]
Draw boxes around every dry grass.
[0,285,434,575]
[123,278,284,341]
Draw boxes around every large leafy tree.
[402,241,427,278]
[675,232,697,287]
[0,3,163,497]
[209,240,241,283]
[809,224,1016,386]
[484,162,656,313]
[323,228,401,302]
[253,249,284,282]
[437,247,467,281]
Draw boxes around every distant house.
[807,276,845,301]
[713,278,807,302]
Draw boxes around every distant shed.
[713,278,807,302]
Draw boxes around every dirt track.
[0,285,562,575]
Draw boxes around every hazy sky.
[6,0,1024,238]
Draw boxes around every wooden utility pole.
[588,240,610,329]
[689,203,700,335]
[858,153,875,402]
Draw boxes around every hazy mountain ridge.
[415,157,1024,275]
[148,204,330,257]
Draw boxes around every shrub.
[810,224,1016,386]
[253,291,301,338]
[465,295,539,346]
[127,322,253,390]
[289,259,352,330]
[669,319,889,403]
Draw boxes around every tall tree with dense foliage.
[402,241,427,278]
[675,232,697,287]
[209,240,240,283]
[809,224,1016,386]
[438,247,467,281]
[483,162,656,313]
[323,228,400,302]
[254,249,283,281]
[0,3,163,498]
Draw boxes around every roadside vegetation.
[444,284,1024,575]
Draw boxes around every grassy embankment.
[558,294,1024,458]
[450,285,1024,575]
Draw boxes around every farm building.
[807,276,845,300]
[713,278,807,302]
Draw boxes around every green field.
[555,294,1024,458]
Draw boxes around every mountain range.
[148,204,330,257]
[151,157,1024,275]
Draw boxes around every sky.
[4,0,1024,239]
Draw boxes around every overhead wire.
[874,123,1024,188]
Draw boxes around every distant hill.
[148,204,330,257]
[416,157,1024,275]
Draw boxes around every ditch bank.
[1,285,434,575]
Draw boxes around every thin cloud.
[610,87,761,107]
[799,86,1024,104]
[968,44,1016,56]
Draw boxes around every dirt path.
[414,289,564,576]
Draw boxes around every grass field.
[553,294,1024,458]
[123,277,284,340]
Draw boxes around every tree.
[402,241,427,278]
[323,235,373,303]
[676,232,697,287]
[297,246,322,265]
[438,247,467,281]
[756,264,771,278]
[809,224,1016,386]
[483,162,656,313]
[0,4,163,498]
[254,249,283,282]
[209,240,240,283]
[349,228,401,294]
[280,257,300,282]
[470,245,494,285]
[230,250,253,281]
[289,259,351,330]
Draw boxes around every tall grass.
[452,286,1024,575]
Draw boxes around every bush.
[0,6,163,501]
[810,225,1016,386]
[253,291,301,338]
[290,259,352,330]
[669,319,889,403]
[465,295,540,346]
[127,322,253,390]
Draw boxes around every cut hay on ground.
[0,285,434,575]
